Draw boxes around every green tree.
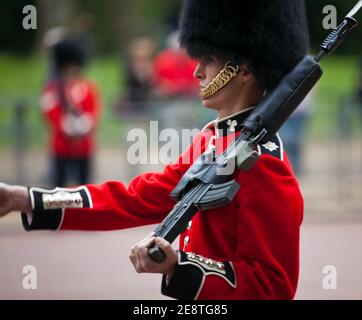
[306,0,362,54]
[0,0,37,54]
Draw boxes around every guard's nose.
[193,63,204,80]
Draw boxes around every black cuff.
[161,251,204,300]
[161,251,236,300]
[21,186,92,231]
[21,210,62,231]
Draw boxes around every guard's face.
[193,56,247,112]
[194,55,263,118]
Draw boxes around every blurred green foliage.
[308,55,361,137]
[0,0,36,53]
[1,0,362,54]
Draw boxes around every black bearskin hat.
[53,39,86,70]
[179,0,309,90]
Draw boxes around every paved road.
[0,213,361,300]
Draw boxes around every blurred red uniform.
[42,79,100,157]
[153,47,199,98]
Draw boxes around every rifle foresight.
[315,17,358,62]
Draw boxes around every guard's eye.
[200,55,216,64]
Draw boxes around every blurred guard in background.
[120,37,156,113]
[153,31,202,137]
[153,31,198,99]
[42,40,101,187]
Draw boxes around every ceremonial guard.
[42,40,101,186]
[0,0,309,299]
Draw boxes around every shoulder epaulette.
[257,133,284,160]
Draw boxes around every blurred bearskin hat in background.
[53,39,86,70]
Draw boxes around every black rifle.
[147,0,362,263]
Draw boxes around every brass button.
[187,221,192,230]
[184,236,190,246]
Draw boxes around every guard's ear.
[238,64,255,83]
[237,64,265,93]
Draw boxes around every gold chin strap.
[200,61,240,99]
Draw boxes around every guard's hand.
[0,183,31,218]
[129,233,177,277]
[0,183,13,218]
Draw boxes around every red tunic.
[41,78,101,158]
[22,109,303,300]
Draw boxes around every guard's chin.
[202,98,218,110]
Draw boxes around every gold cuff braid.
[200,61,240,99]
